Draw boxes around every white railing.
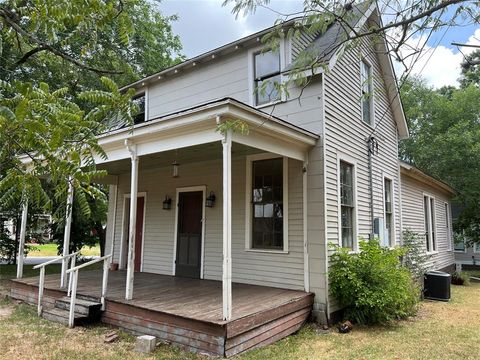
[33,251,80,317]
[66,254,112,328]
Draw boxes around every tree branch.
[12,45,48,68]
[0,8,123,75]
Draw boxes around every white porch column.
[61,176,74,288]
[125,140,139,300]
[16,200,28,279]
[222,129,233,321]
[303,156,310,292]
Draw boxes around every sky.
[161,0,480,88]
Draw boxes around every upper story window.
[250,157,284,250]
[340,161,355,249]
[254,50,281,106]
[424,194,436,252]
[360,60,373,126]
[132,93,146,124]
[384,178,393,246]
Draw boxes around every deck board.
[11,270,313,357]
[14,270,310,324]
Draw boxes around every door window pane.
[384,178,393,246]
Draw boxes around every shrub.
[451,271,470,286]
[329,239,420,325]
[401,230,432,281]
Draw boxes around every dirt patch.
[0,305,14,318]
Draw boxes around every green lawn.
[27,243,101,257]
[0,263,479,360]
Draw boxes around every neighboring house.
[10,3,454,357]
[399,162,456,272]
[451,204,480,268]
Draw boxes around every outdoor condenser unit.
[424,271,451,301]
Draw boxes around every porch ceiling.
[97,142,265,175]
[95,98,319,166]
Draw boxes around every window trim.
[248,40,287,108]
[423,192,437,253]
[474,242,480,254]
[444,202,452,251]
[245,153,289,253]
[382,174,395,248]
[132,88,148,123]
[337,153,358,251]
[359,57,375,127]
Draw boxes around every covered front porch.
[95,98,318,320]
[11,270,314,357]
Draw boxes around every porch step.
[42,307,87,327]
[55,296,102,318]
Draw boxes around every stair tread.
[57,296,102,307]
[43,307,86,319]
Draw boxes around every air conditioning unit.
[424,271,451,301]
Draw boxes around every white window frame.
[248,39,287,109]
[119,192,147,271]
[444,202,452,251]
[245,153,289,254]
[132,87,148,122]
[337,153,358,252]
[474,242,480,254]
[359,57,375,127]
[382,174,396,247]
[423,192,437,253]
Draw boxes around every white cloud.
[395,28,480,88]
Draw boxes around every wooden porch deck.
[10,271,313,357]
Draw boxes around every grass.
[0,266,479,359]
[27,243,100,257]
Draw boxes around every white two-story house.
[12,3,455,356]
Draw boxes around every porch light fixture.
[172,160,179,178]
[163,196,172,210]
[206,191,216,208]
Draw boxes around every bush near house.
[330,240,420,325]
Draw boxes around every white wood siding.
[109,155,306,290]
[401,174,455,270]
[323,35,402,312]
[145,47,324,135]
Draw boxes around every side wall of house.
[400,174,455,270]
[107,155,307,290]
[455,246,480,266]
[323,35,402,314]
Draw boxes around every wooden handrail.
[33,251,80,269]
[66,254,112,273]
[35,251,80,317]
[67,254,112,327]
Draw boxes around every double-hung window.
[254,50,281,106]
[360,60,373,125]
[445,203,452,251]
[249,157,285,250]
[424,194,436,252]
[384,178,393,247]
[132,92,146,124]
[340,161,355,249]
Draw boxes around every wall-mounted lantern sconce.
[163,196,172,210]
[172,160,179,178]
[206,191,216,208]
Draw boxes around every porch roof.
[96,97,319,165]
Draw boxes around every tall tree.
[400,77,480,245]
[459,49,480,88]
[0,1,183,256]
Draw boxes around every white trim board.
[172,185,207,279]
